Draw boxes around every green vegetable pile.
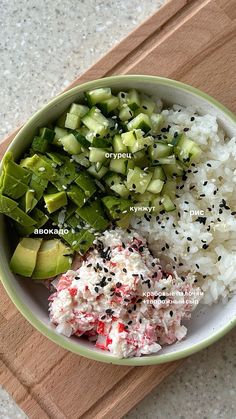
[0,87,202,262]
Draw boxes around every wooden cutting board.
[1,0,236,418]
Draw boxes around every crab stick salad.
[49,228,201,358]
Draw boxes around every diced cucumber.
[113,134,128,153]
[39,127,55,142]
[129,132,154,154]
[150,113,164,135]
[71,152,90,168]
[161,180,176,200]
[53,126,68,146]
[152,166,166,181]
[65,113,80,130]
[132,149,149,169]
[72,130,91,147]
[126,167,152,194]
[127,159,135,171]
[31,137,49,154]
[121,130,136,147]
[162,194,176,212]
[104,172,122,188]
[119,105,134,121]
[127,89,141,111]
[135,191,154,204]
[127,113,152,133]
[69,103,89,118]
[174,134,202,164]
[89,147,108,163]
[82,107,109,136]
[118,91,128,106]
[149,141,173,160]
[98,95,119,114]
[151,196,164,214]
[152,155,176,166]
[85,88,112,106]
[95,161,103,172]
[110,183,129,198]
[140,96,155,116]
[57,111,69,128]
[60,133,81,155]
[109,158,127,175]
[147,178,164,194]
[87,164,108,179]
[92,137,111,148]
[164,162,184,178]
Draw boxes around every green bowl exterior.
[0,75,236,366]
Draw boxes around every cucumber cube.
[89,147,108,163]
[150,113,164,134]
[127,113,152,133]
[113,134,128,153]
[65,113,81,130]
[121,130,136,147]
[85,88,112,106]
[147,178,164,194]
[109,159,127,175]
[127,89,141,111]
[69,103,89,118]
[61,133,81,155]
[126,167,152,194]
[162,194,176,212]
[39,127,55,142]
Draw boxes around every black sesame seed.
[128,320,133,325]
[183,127,189,132]
[116,282,122,288]
[196,264,200,269]
[191,117,195,121]
[122,268,127,273]
[187,237,192,241]
[207,163,212,167]
[170,310,173,317]
[218,256,222,261]
[202,244,209,249]
[94,286,99,293]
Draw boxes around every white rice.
[131,105,236,305]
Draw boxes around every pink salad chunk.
[49,228,201,358]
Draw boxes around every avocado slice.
[19,189,36,213]
[0,174,28,199]
[67,184,87,208]
[0,195,36,226]
[20,154,57,180]
[29,174,48,201]
[76,200,109,231]
[10,238,43,277]
[60,229,95,254]
[102,195,131,221]
[15,208,49,236]
[51,158,77,191]
[75,172,96,198]
[44,191,67,213]
[32,239,73,279]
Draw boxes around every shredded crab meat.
[49,228,202,358]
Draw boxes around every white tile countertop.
[0,1,235,418]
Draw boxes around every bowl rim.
[0,74,235,366]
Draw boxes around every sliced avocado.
[15,208,49,236]
[75,172,96,198]
[76,200,109,231]
[101,195,131,221]
[67,184,87,207]
[60,229,95,254]
[5,159,31,184]
[1,173,29,199]
[32,239,73,279]
[10,238,43,277]
[44,191,67,213]
[29,174,48,198]
[51,158,77,191]
[19,189,36,213]
[0,195,18,213]
[46,152,64,166]
[20,154,57,180]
